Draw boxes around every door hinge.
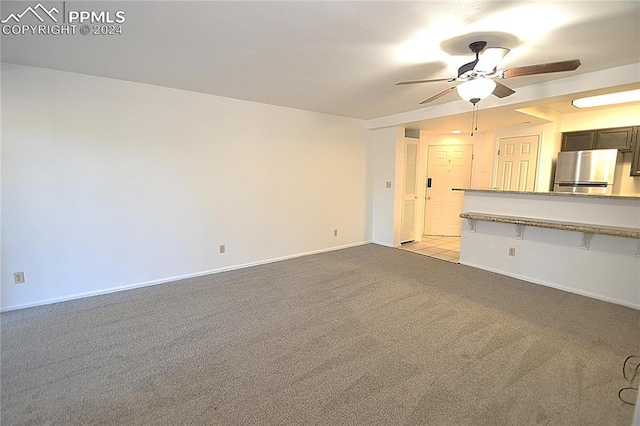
[497,149,500,155]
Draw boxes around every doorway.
[400,138,419,243]
[496,135,540,191]
[423,144,473,236]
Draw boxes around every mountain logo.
[1,3,59,24]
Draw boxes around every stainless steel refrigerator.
[553,149,621,194]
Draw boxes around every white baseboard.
[459,260,640,311]
[1,241,371,313]
[371,240,395,248]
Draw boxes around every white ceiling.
[2,1,639,132]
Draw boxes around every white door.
[496,135,540,191]
[400,139,419,243]
[424,145,473,236]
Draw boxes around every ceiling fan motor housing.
[457,41,487,78]
[469,41,487,53]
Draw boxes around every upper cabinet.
[562,126,636,152]
[594,127,635,151]
[631,128,640,176]
[561,131,594,151]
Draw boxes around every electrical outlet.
[334,229,338,237]
[508,247,516,257]
[219,245,226,254]
[385,181,392,189]
[14,272,25,284]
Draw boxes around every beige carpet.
[2,244,639,425]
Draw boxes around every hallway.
[399,236,460,263]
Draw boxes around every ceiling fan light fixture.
[456,78,497,104]
[571,89,640,108]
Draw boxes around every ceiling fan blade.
[419,87,457,104]
[492,81,515,98]
[501,59,581,79]
[397,77,455,86]
[474,47,510,73]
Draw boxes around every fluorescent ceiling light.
[451,130,462,134]
[572,89,640,108]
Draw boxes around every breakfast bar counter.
[453,187,640,200]
[453,188,640,309]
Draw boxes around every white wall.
[561,104,640,131]
[370,126,404,246]
[1,63,371,311]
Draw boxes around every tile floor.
[399,235,461,263]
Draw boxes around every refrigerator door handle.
[557,182,608,187]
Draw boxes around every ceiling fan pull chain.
[470,105,474,136]
[470,103,478,136]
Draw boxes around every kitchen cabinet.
[561,131,594,151]
[595,127,635,151]
[630,129,640,176]
[561,126,636,152]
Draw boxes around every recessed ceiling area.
[406,83,640,135]
[1,1,639,130]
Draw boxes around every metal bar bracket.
[468,219,477,233]
[579,232,593,250]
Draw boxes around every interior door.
[424,145,473,236]
[496,135,540,191]
[400,139,419,243]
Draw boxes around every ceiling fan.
[397,41,581,105]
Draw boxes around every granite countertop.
[452,188,640,200]
[459,211,640,239]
